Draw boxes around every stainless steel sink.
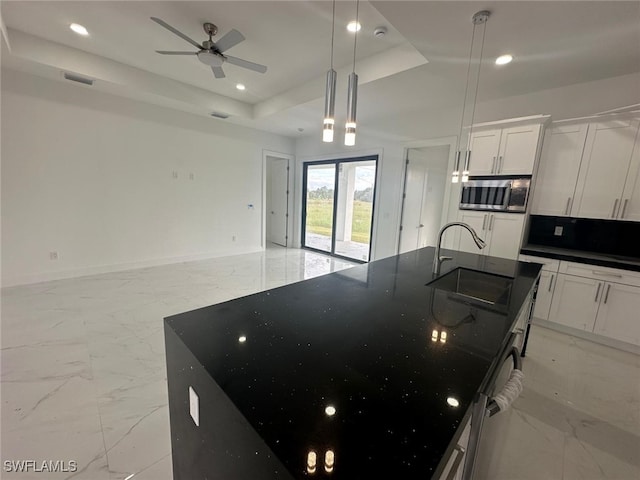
[427,268,513,306]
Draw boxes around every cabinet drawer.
[559,261,640,287]
[518,254,560,272]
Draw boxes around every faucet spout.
[433,222,486,275]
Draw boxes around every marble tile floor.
[1,246,639,479]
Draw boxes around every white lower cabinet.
[533,270,555,321]
[436,417,470,480]
[593,282,640,345]
[548,274,600,332]
[547,264,640,347]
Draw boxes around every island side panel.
[164,321,294,480]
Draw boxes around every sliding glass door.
[302,156,378,262]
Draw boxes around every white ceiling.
[2,1,639,140]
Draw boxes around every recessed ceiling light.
[347,21,361,33]
[446,396,460,408]
[236,83,246,91]
[495,54,513,65]
[69,23,89,36]
[325,405,336,416]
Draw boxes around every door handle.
[603,284,611,304]
[488,214,495,231]
[548,274,555,292]
[611,198,619,218]
[491,156,497,174]
[565,197,572,215]
[482,214,487,231]
[620,199,629,219]
[594,282,602,302]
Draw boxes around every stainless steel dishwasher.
[462,332,524,480]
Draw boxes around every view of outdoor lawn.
[306,186,373,244]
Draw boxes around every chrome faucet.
[433,222,486,275]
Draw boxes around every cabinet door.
[531,124,588,216]
[485,213,525,260]
[619,127,640,221]
[457,210,488,254]
[497,124,541,175]
[593,282,640,346]
[574,119,640,219]
[548,274,601,332]
[468,129,501,175]
[533,271,555,321]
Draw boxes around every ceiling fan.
[151,17,267,79]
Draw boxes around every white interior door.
[399,158,428,253]
[266,157,289,246]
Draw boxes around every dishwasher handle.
[486,347,523,418]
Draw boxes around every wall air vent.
[210,112,229,119]
[63,72,94,86]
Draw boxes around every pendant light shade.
[323,68,337,142]
[452,10,490,183]
[323,0,337,143]
[345,72,358,146]
[345,0,360,146]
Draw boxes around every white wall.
[1,69,294,287]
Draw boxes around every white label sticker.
[554,226,563,236]
[189,386,199,427]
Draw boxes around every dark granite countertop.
[521,244,640,272]
[165,247,541,479]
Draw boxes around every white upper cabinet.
[619,130,640,221]
[573,118,640,219]
[457,210,525,260]
[467,122,543,176]
[531,124,588,216]
[467,130,501,175]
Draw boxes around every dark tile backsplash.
[527,215,640,260]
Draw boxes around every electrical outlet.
[49,251,58,260]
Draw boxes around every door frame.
[301,155,379,263]
[398,136,458,254]
[262,150,295,249]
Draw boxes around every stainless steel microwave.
[460,177,531,212]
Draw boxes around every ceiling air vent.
[63,72,94,86]
[210,112,229,119]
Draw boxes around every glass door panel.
[334,160,377,261]
[304,164,336,253]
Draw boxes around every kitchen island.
[164,247,541,479]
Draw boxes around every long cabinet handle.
[611,198,619,218]
[565,197,572,216]
[594,282,601,302]
[548,274,555,292]
[603,284,611,304]
[491,156,497,174]
[488,214,495,231]
[621,199,629,219]
[591,270,623,278]
[498,155,504,173]
[482,214,488,231]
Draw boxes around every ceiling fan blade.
[211,66,226,79]
[214,29,245,53]
[151,17,202,49]
[156,51,197,55]
[225,55,267,74]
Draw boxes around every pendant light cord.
[330,0,336,69]
[467,19,488,150]
[457,23,477,153]
[352,0,360,72]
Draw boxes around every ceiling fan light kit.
[452,10,490,184]
[151,17,267,80]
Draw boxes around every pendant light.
[345,0,360,146]
[452,10,490,183]
[323,0,338,142]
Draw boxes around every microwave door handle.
[503,182,512,210]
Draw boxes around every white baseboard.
[1,247,264,288]
[533,318,640,355]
